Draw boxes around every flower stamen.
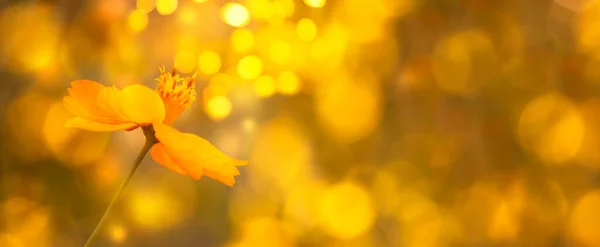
[155,66,197,125]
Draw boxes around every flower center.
[155,66,197,125]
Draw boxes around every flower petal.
[116,84,166,125]
[150,143,189,176]
[65,117,138,131]
[64,80,167,132]
[153,123,246,185]
[63,80,113,120]
[96,86,131,121]
[203,170,236,187]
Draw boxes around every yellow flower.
[63,66,247,186]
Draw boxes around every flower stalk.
[84,125,157,247]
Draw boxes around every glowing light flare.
[296,18,318,41]
[268,40,292,65]
[269,0,295,23]
[303,0,326,8]
[34,60,61,88]
[156,0,178,15]
[569,191,600,247]
[335,0,411,43]
[488,202,520,242]
[499,21,524,71]
[370,169,401,216]
[203,74,232,102]
[283,181,327,229]
[104,30,141,70]
[456,181,503,242]
[229,88,260,114]
[109,224,127,243]
[309,25,347,70]
[126,178,196,229]
[310,39,330,62]
[577,1,600,60]
[136,0,156,12]
[244,0,271,21]
[574,100,600,168]
[71,132,111,166]
[231,28,255,53]
[211,120,245,156]
[433,31,495,95]
[7,91,55,161]
[178,6,199,25]
[1,197,52,246]
[221,3,250,27]
[206,96,233,120]
[0,234,23,247]
[229,187,279,224]
[394,190,439,224]
[237,56,263,80]
[193,0,208,3]
[393,193,447,247]
[394,0,416,18]
[327,235,369,247]
[518,181,569,247]
[128,192,174,228]
[454,178,529,244]
[232,217,296,247]
[254,75,277,97]
[210,73,234,90]
[252,24,308,69]
[518,94,585,165]
[97,0,128,22]
[0,4,59,72]
[318,181,375,239]
[243,118,256,132]
[54,126,111,170]
[127,10,149,33]
[90,153,122,189]
[177,36,199,53]
[42,102,77,160]
[316,74,382,143]
[276,71,300,95]
[336,0,385,42]
[174,49,197,73]
[432,34,472,95]
[249,117,313,191]
[198,51,222,75]
[427,135,463,170]
[404,217,448,247]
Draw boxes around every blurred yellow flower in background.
[63,66,247,186]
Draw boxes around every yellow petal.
[65,117,138,131]
[150,143,189,176]
[63,80,113,120]
[71,79,105,92]
[64,80,167,132]
[96,86,131,122]
[203,170,236,187]
[153,123,246,185]
[115,84,166,124]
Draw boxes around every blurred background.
[2,0,600,246]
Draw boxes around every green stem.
[84,126,157,247]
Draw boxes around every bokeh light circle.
[318,181,375,239]
[570,191,600,247]
[518,93,585,165]
[156,0,178,15]
[221,3,251,28]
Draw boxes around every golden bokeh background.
[2,0,600,246]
